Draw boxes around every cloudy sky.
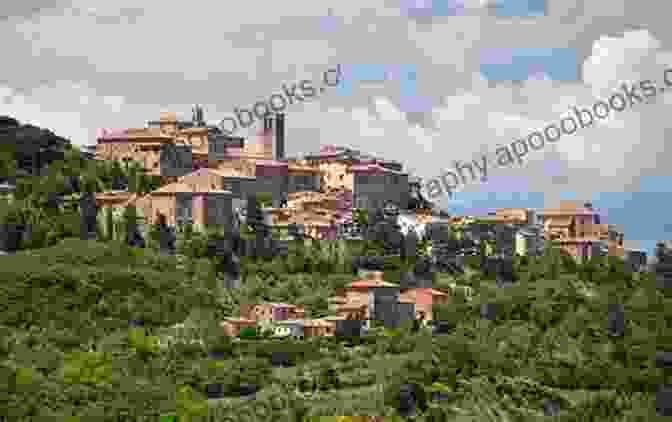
[1,0,671,255]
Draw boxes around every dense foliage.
[0,235,667,420]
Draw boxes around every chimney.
[275,113,285,160]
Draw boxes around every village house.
[348,162,409,212]
[266,191,343,240]
[130,182,233,230]
[94,106,418,237]
[239,303,306,322]
[328,271,449,326]
[302,319,336,337]
[398,287,449,322]
[538,201,624,260]
[483,208,545,257]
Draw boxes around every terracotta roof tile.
[151,182,230,195]
[221,317,256,324]
[348,280,399,288]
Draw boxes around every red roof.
[348,280,399,288]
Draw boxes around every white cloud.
[0,0,669,224]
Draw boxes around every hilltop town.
[0,109,669,420]
[0,107,650,337]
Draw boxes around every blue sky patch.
[336,63,433,112]
[490,0,546,17]
[480,47,578,81]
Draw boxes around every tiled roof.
[336,302,367,308]
[348,279,399,288]
[179,167,234,180]
[150,182,230,195]
[208,166,255,178]
[97,128,174,142]
[545,216,573,227]
[288,165,320,172]
[221,317,256,324]
[553,237,605,243]
[269,303,297,308]
[96,190,133,198]
[180,127,208,133]
[303,319,335,327]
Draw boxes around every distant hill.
[0,115,74,178]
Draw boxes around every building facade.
[350,164,409,212]
[538,201,618,261]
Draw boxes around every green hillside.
[0,238,669,420]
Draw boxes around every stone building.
[538,201,622,260]
[129,182,233,229]
[95,108,418,234]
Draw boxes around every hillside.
[0,115,74,178]
[0,237,669,420]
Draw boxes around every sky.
[1,0,671,256]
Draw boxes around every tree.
[543,240,561,280]
[255,192,274,208]
[352,208,368,228]
[0,143,17,183]
[106,207,115,241]
[110,160,128,190]
[125,160,146,194]
[317,365,339,391]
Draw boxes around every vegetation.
[0,234,666,420]
[0,143,667,420]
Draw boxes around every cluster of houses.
[462,203,633,262]
[88,105,646,268]
[93,106,415,241]
[219,270,450,338]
